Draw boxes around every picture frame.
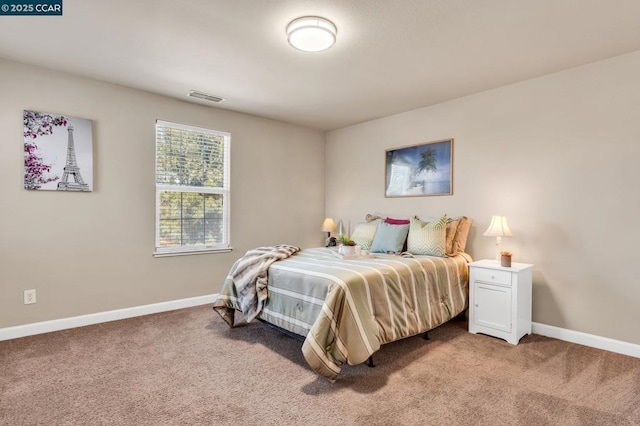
[23,110,93,191]
[385,138,453,197]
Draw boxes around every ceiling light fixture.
[286,16,337,52]
[187,90,225,103]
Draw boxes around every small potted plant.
[338,234,356,256]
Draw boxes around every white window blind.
[154,120,231,256]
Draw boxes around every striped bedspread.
[213,248,470,380]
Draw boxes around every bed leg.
[454,311,467,321]
[367,356,375,368]
[423,331,430,341]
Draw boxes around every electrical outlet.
[24,289,36,305]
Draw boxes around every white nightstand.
[468,259,533,345]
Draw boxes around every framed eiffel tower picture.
[24,110,93,191]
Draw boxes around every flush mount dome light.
[286,16,337,52]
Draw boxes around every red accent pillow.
[385,217,410,225]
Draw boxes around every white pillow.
[351,219,382,250]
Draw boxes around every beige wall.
[326,51,640,345]
[0,60,325,329]
[3,49,640,346]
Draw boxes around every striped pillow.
[351,219,382,250]
[407,215,447,257]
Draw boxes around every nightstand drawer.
[473,267,511,286]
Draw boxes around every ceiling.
[2,0,640,131]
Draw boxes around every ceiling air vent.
[187,90,225,103]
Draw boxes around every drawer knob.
[491,275,495,280]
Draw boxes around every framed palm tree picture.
[385,138,453,197]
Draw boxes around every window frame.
[153,120,231,257]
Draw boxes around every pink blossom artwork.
[23,110,93,191]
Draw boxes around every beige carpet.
[1,305,639,425]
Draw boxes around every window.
[154,120,231,256]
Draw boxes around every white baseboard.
[0,294,218,342]
[3,302,638,360]
[532,322,640,359]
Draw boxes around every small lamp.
[321,218,337,246]
[483,215,513,262]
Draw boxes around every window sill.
[153,247,233,258]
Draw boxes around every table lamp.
[321,218,337,246]
[483,215,513,262]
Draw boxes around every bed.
[213,246,471,381]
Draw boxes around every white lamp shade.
[483,215,513,237]
[287,16,337,52]
[321,217,337,233]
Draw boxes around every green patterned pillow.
[351,219,381,250]
[407,215,447,257]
